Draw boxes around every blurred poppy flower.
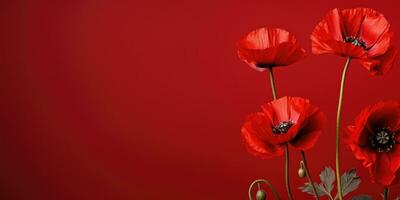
[345,100,400,186]
[241,96,326,159]
[237,27,306,71]
[311,8,398,75]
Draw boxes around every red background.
[1,0,400,199]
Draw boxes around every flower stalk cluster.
[238,7,399,200]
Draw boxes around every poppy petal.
[241,113,285,159]
[340,8,376,37]
[366,100,400,130]
[323,40,366,58]
[344,106,372,146]
[238,27,296,49]
[262,96,307,127]
[261,97,323,147]
[311,8,344,55]
[290,107,326,150]
[237,47,277,71]
[274,42,306,66]
[388,146,400,173]
[237,27,305,70]
[358,10,390,49]
[366,30,393,57]
[359,46,398,76]
[369,153,398,186]
[261,97,299,145]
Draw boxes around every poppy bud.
[298,161,306,178]
[298,167,306,178]
[256,189,266,200]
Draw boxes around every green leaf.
[320,167,335,193]
[299,182,327,197]
[340,168,361,197]
[351,195,372,200]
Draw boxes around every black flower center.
[256,63,269,68]
[272,121,293,134]
[369,128,396,152]
[345,36,367,49]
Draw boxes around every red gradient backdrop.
[1,0,400,199]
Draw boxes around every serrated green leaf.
[320,167,335,193]
[299,182,327,197]
[340,168,360,197]
[351,195,372,200]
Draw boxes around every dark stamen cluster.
[345,36,367,49]
[369,127,396,153]
[256,63,269,68]
[272,121,294,134]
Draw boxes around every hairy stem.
[300,151,319,200]
[335,57,351,200]
[286,144,294,200]
[268,67,277,100]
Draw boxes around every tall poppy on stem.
[241,96,326,200]
[311,8,397,200]
[237,27,316,200]
[237,27,306,99]
[345,100,400,200]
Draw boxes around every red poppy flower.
[237,27,306,71]
[311,8,398,76]
[345,100,400,186]
[241,96,326,159]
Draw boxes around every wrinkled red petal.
[261,97,303,144]
[368,150,400,186]
[323,40,366,58]
[366,100,400,129]
[344,105,371,146]
[262,96,309,126]
[311,8,344,55]
[357,9,390,49]
[340,8,377,37]
[359,46,398,76]
[239,27,296,49]
[388,146,400,173]
[237,47,277,71]
[349,143,377,168]
[261,96,324,148]
[237,27,305,70]
[273,42,306,66]
[241,113,285,159]
[290,106,326,150]
[366,30,393,57]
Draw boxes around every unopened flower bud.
[298,161,306,178]
[298,167,306,178]
[256,189,266,200]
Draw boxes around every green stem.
[248,179,281,200]
[286,144,294,200]
[335,57,352,200]
[300,151,319,200]
[268,67,277,100]
[383,187,389,200]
